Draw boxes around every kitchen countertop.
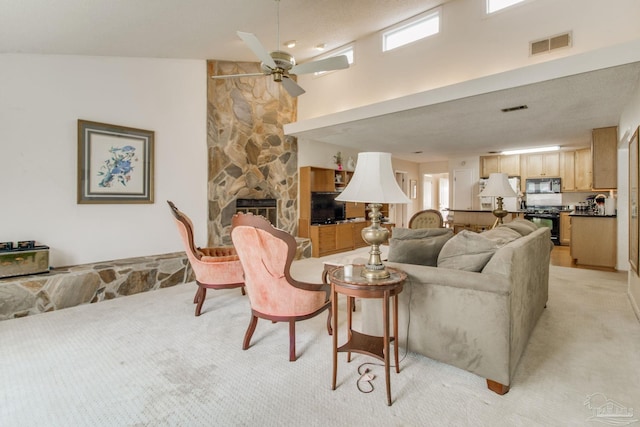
[445,209,527,213]
[568,212,617,217]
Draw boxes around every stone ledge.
[0,252,193,321]
[0,238,311,321]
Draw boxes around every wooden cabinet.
[300,166,391,257]
[480,156,500,177]
[574,148,593,191]
[479,154,520,178]
[310,222,393,257]
[500,155,521,177]
[592,126,618,190]
[570,216,616,268]
[560,151,575,191]
[560,148,592,192]
[523,152,560,177]
[299,166,352,239]
[559,212,571,245]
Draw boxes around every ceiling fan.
[211,0,349,97]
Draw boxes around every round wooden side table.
[329,264,406,406]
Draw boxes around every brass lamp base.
[491,196,509,228]
[361,203,390,280]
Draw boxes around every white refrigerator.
[479,177,520,212]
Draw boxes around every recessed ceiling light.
[284,40,296,48]
[315,43,326,51]
[501,146,560,155]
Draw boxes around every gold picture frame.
[629,126,639,275]
[77,120,154,204]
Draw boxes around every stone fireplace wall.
[207,60,298,246]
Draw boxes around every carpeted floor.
[1,250,639,427]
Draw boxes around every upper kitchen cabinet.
[561,148,592,192]
[591,126,618,190]
[479,154,520,178]
[574,148,593,191]
[524,152,560,177]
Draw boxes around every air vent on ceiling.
[501,105,528,113]
[530,31,572,56]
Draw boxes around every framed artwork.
[629,127,639,275]
[77,120,154,204]
[410,179,417,199]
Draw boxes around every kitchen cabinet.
[523,152,560,178]
[559,212,571,245]
[592,126,618,190]
[574,148,593,191]
[560,148,592,192]
[570,216,616,268]
[560,151,575,191]
[479,154,520,178]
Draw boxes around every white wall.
[296,0,640,120]
[0,54,207,267]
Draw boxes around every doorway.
[393,171,408,227]
[453,169,474,210]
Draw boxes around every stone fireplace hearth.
[207,60,298,246]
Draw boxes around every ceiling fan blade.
[211,72,267,79]
[237,31,277,69]
[290,55,349,75]
[281,77,306,97]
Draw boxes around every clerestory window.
[382,8,441,52]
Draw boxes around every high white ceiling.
[2,0,639,163]
[0,0,442,62]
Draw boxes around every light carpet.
[1,250,639,427]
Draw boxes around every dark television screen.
[311,192,345,224]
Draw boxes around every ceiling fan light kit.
[211,0,349,97]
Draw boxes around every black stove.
[524,206,563,245]
[525,206,562,216]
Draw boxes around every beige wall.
[619,69,640,320]
[297,0,640,120]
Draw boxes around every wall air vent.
[530,31,572,56]
[501,105,528,113]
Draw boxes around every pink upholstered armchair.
[231,213,332,361]
[167,201,245,316]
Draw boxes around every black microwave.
[525,178,561,194]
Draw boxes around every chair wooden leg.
[243,314,259,351]
[486,379,510,395]
[194,287,206,317]
[326,306,333,336]
[289,320,296,362]
[241,286,246,296]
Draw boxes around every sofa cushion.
[437,227,520,272]
[480,226,522,245]
[499,218,538,236]
[388,227,453,266]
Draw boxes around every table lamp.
[479,172,517,228]
[336,152,410,279]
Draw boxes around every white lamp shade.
[479,173,517,198]
[335,152,411,204]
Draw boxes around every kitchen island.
[569,213,617,268]
[446,209,526,233]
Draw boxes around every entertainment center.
[299,166,392,257]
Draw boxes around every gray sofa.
[360,221,552,394]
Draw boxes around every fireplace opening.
[235,198,277,226]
